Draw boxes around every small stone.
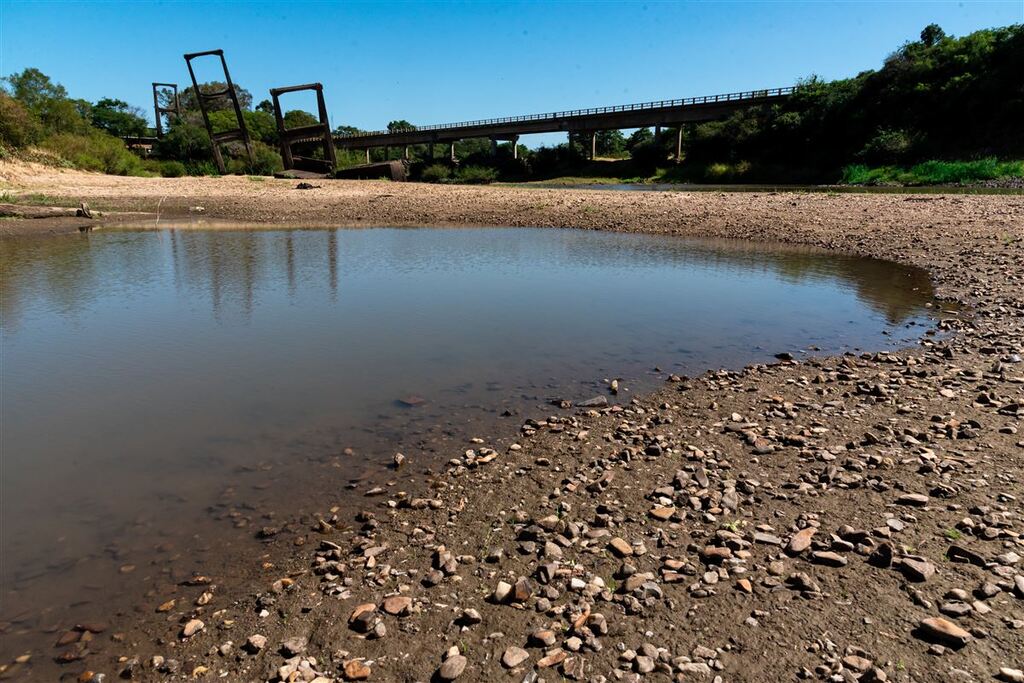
[438,654,467,680]
[343,659,371,681]
[349,603,377,632]
[998,668,1024,683]
[609,537,633,557]
[246,634,267,652]
[493,581,512,602]
[896,493,929,506]
[898,556,936,582]
[531,629,557,647]
[918,617,971,647]
[181,619,204,638]
[811,551,848,567]
[787,527,816,554]
[842,655,872,672]
[502,646,529,668]
[649,506,676,521]
[383,595,413,616]
[537,651,568,668]
[281,636,307,656]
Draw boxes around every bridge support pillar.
[510,135,519,160]
[590,131,597,160]
[365,149,370,164]
[403,146,410,160]
[428,143,434,159]
[384,146,390,161]
[450,142,457,162]
[676,126,683,163]
[490,138,499,157]
[655,125,661,138]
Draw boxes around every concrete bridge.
[329,86,795,161]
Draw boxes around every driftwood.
[0,201,97,220]
[0,203,99,219]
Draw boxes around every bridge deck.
[329,87,794,149]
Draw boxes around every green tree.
[283,110,319,129]
[180,82,253,112]
[920,23,946,47]
[3,67,67,113]
[0,92,43,147]
[91,98,148,137]
[626,127,654,151]
[387,119,415,132]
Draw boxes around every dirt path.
[1,163,1023,683]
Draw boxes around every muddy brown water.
[0,226,936,659]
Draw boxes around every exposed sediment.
[0,164,1022,682]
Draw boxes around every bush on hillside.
[41,131,148,175]
[0,92,43,148]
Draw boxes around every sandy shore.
[1,162,1023,682]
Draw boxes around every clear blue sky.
[2,0,1021,146]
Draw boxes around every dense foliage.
[670,23,1024,182]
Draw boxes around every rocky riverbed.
[0,163,1022,682]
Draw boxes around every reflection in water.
[0,227,934,658]
[0,228,932,330]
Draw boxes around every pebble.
[502,646,530,668]
[383,595,413,616]
[343,659,371,681]
[998,668,1024,683]
[438,654,467,680]
[609,537,633,557]
[918,617,971,647]
[181,619,204,638]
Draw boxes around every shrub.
[159,160,187,177]
[454,165,498,184]
[858,128,915,165]
[40,131,147,175]
[186,160,220,176]
[0,92,43,148]
[224,141,282,176]
[421,163,451,183]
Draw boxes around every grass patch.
[842,158,1024,186]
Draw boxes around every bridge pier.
[655,125,661,138]
[365,149,370,164]
[403,146,410,160]
[450,142,457,162]
[590,131,597,160]
[428,143,434,159]
[676,126,683,163]
[510,135,519,160]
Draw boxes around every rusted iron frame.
[183,49,253,174]
[151,83,181,138]
[268,82,336,173]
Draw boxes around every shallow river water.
[0,226,935,655]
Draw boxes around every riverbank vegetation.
[1,23,1020,186]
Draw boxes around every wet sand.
[1,161,1022,682]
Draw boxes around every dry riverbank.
[1,162,1023,682]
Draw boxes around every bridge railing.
[338,86,795,139]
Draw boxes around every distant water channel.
[0,226,935,657]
